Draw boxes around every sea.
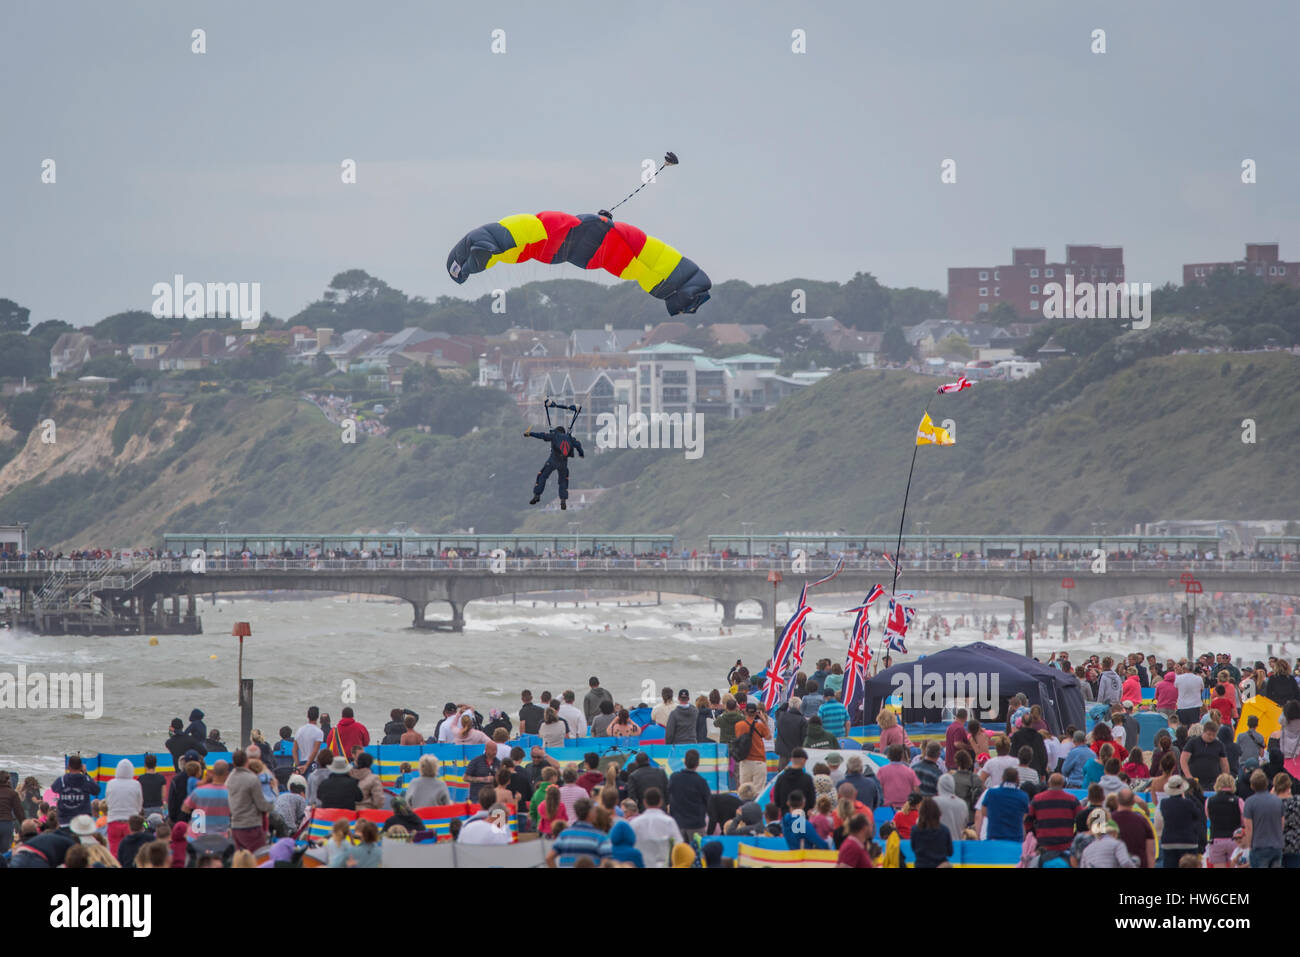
[0,590,1285,781]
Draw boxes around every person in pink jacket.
[1121,668,1143,706]
[1154,671,1178,716]
[876,709,913,754]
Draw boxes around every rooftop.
[628,342,703,356]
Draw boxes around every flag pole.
[880,394,934,649]
[889,441,921,600]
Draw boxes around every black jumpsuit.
[528,429,584,500]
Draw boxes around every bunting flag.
[841,583,885,616]
[916,411,954,446]
[805,557,846,590]
[936,375,973,394]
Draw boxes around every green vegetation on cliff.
[0,352,1295,548]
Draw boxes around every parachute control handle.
[543,397,582,432]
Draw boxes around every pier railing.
[3,557,1299,575]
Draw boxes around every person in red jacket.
[334,707,370,759]
[1208,686,1235,727]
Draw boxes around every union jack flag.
[884,597,916,655]
[762,604,814,711]
[842,586,881,723]
[788,581,812,674]
[777,558,845,702]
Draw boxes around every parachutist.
[597,209,613,220]
[524,424,583,507]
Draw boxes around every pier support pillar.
[411,600,464,632]
[410,601,428,628]
[719,599,738,627]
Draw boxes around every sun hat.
[70,815,97,842]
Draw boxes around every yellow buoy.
[209,654,218,660]
[149,636,159,646]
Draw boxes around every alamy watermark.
[594,405,703,460]
[1042,275,1151,328]
[50,888,151,937]
[0,666,103,718]
[151,274,261,329]
[890,664,1000,718]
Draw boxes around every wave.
[146,676,220,689]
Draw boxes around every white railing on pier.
[6,557,1299,576]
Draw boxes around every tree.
[935,333,973,359]
[677,324,715,351]
[838,272,892,331]
[0,333,46,378]
[0,299,31,334]
[29,319,76,353]
[888,287,947,326]
[90,310,182,344]
[760,323,825,358]
[227,341,286,380]
[400,363,442,395]
[986,302,1020,327]
[880,324,913,363]
[79,354,144,387]
[386,382,518,436]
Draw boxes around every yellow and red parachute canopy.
[446,211,710,315]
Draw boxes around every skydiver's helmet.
[597,209,613,221]
[555,426,566,434]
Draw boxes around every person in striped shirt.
[1026,773,1081,863]
[546,797,610,867]
[818,690,849,740]
[181,760,232,843]
[913,742,944,796]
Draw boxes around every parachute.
[446,211,711,315]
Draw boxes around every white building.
[629,343,703,418]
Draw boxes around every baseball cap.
[146,813,165,830]
[678,688,690,701]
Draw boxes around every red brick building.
[1183,243,1300,287]
[947,245,1125,321]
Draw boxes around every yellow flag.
[916,411,954,446]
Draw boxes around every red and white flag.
[936,375,973,394]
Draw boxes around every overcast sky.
[3,0,1297,327]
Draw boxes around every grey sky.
[3,0,1297,327]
